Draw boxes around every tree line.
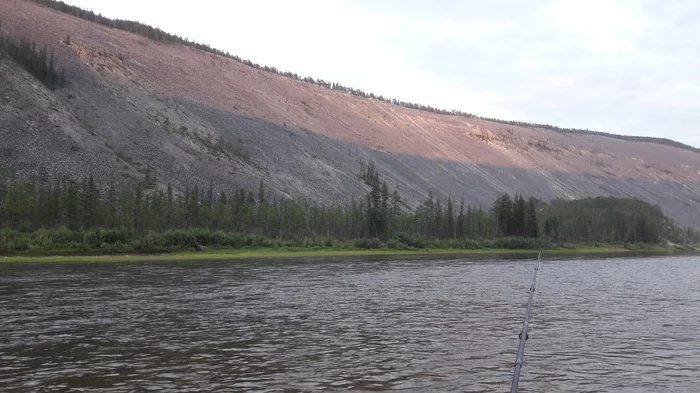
[1,165,697,253]
[0,19,64,89]
[27,0,700,154]
[540,197,694,244]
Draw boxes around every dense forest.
[1,165,697,253]
[26,0,700,154]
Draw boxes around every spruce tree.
[380,182,389,239]
[514,194,526,237]
[526,198,538,238]
[206,179,214,208]
[445,197,455,238]
[456,197,465,239]
[258,178,265,206]
[494,194,513,237]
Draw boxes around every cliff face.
[1,0,700,227]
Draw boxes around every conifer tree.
[0,164,692,249]
[258,178,265,206]
[445,197,455,238]
[205,179,214,208]
[456,197,465,239]
[494,194,513,237]
[526,198,539,238]
[380,182,389,239]
[514,194,526,237]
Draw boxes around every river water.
[1,255,699,392]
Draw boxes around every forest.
[0,19,64,89]
[1,164,697,254]
[2,4,699,253]
[25,0,700,154]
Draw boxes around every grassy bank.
[0,244,689,263]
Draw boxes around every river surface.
[1,255,699,392]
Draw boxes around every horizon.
[61,0,700,148]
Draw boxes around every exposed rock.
[0,0,699,228]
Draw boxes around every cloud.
[67,0,700,147]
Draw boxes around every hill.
[1,0,699,227]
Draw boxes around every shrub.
[354,238,382,249]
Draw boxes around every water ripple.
[1,255,699,392]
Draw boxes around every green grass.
[0,245,687,263]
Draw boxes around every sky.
[66,0,700,147]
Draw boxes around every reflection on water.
[1,255,699,392]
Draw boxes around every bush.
[462,239,486,250]
[491,237,552,250]
[386,239,412,250]
[0,227,564,255]
[354,238,382,249]
[250,235,274,248]
[0,230,30,251]
[394,232,427,249]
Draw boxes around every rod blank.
[510,252,541,393]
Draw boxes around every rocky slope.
[1,0,699,227]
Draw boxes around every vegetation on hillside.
[1,164,697,254]
[0,19,64,89]
[27,0,700,154]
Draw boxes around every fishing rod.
[510,251,541,393]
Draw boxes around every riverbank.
[1,245,693,263]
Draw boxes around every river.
[1,255,699,392]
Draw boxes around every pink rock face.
[2,0,700,228]
[2,0,698,183]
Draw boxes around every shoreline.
[1,246,694,263]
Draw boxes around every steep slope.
[1,0,699,227]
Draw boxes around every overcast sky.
[66,0,700,147]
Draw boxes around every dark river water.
[1,255,699,392]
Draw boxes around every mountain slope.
[1,0,699,227]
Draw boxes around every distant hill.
[26,0,700,155]
[1,0,699,227]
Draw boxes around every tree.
[367,176,381,238]
[456,196,465,238]
[206,179,214,208]
[0,166,687,250]
[513,194,526,237]
[81,174,100,229]
[526,198,539,238]
[133,183,144,229]
[189,185,199,226]
[445,197,455,238]
[258,178,265,206]
[62,179,80,230]
[494,194,513,237]
[380,182,389,239]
